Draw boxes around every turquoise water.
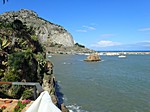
[49,55,150,112]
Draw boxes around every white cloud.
[90,40,150,51]
[144,44,150,47]
[82,25,96,30]
[76,25,96,33]
[138,28,150,31]
[142,40,150,42]
[91,40,121,48]
[137,41,150,47]
[76,30,87,32]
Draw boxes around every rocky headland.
[0,9,94,54]
[0,9,74,47]
[0,10,74,111]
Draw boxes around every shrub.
[0,20,46,99]
[75,43,85,48]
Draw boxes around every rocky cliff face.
[0,9,74,47]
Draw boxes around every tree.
[75,43,85,48]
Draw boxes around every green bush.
[75,43,85,48]
[0,20,46,99]
[21,89,33,99]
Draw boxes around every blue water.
[49,55,150,112]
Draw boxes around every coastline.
[97,51,150,55]
[47,51,150,56]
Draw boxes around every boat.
[48,55,52,58]
[84,53,90,56]
[118,55,126,58]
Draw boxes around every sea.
[48,54,150,112]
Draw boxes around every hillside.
[0,9,74,47]
[0,9,95,54]
[0,19,68,111]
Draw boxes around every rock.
[51,95,58,105]
[44,61,53,75]
[61,103,69,112]
[0,9,74,47]
[84,53,101,62]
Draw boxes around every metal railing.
[0,82,44,100]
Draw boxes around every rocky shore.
[46,45,95,55]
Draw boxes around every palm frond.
[3,0,8,4]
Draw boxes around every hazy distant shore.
[47,51,150,56]
[71,51,150,56]
[97,51,150,56]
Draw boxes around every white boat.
[118,55,126,58]
[84,53,90,56]
[48,55,52,58]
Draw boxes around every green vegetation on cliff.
[75,43,85,48]
[0,19,47,99]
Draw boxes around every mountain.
[0,13,69,112]
[0,9,95,54]
[0,9,74,47]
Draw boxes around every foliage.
[49,42,63,48]
[13,100,31,112]
[2,70,20,82]
[0,22,12,29]
[75,43,85,48]
[12,20,24,30]
[2,0,8,4]
[21,89,33,99]
[0,105,6,112]
[0,20,47,99]
[31,35,38,41]
[0,35,11,50]
[8,50,33,70]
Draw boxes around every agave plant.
[0,36,11,50]
[0,35,10,71]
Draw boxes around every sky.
[1,0,150,51]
